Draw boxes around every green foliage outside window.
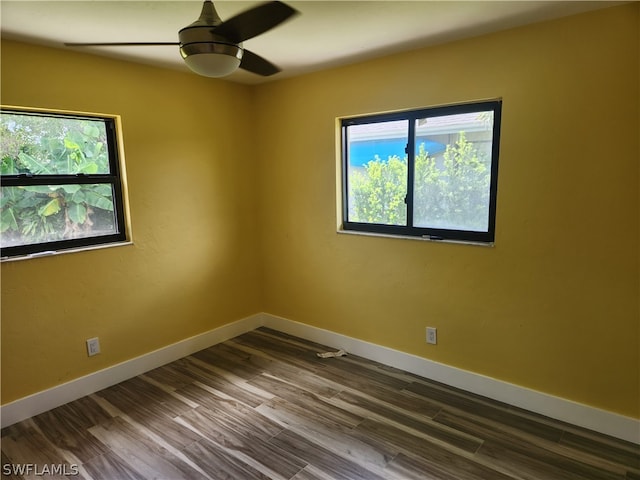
[350,154,408,226]
[0,114,116,247]
[349,132,490,231]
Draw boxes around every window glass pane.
[0,113,111,175]
[0,184,118,248]
[347,120,408,226]
[413,111,494,232]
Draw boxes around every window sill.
[1,241,134,263]
[336,229,494,247]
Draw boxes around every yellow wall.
[1,3,638,419]
[254,3,639,418]
[0,41,262,403]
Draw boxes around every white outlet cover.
[86,337,101,356]
[426,327,437,345]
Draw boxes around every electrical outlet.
[86,337,101,356]
[426,327,437,345]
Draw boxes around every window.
[341,100,501,243]
[0,107,129,258]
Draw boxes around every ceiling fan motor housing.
[178,0,243,76]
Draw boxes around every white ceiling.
[0,1,625,84]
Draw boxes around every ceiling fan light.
[184,53,241,77]
[180,42,243,77]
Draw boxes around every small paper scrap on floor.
[316,350,347,358]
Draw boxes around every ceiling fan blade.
[240,49,280,76]
[214,1,299,43]
[65,42,179,47]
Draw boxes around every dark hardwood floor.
[2,327,639,479]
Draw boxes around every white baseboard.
[0,313,265,429]
[2,311,638,445]
[262,313,640,445]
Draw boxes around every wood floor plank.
[142,361,198,391]
[335,376,444,419]
[232,330,334,375]
[175,388,283,442]
[3,328,638,480]
[87,417,207,480]
[241,330,412,395]
[256,327,336,351]
[82,451,148,480]
[435,409,629,480]
[1,421,87,479]
[173,356,270,408]
[247,373,364,428]
[256,328,414,381]
[181,439,273,480]
[290,465,340,480]
[27,396,113,465]
[177,406,307,479]
[211,341,276,369]
[354,418,514,480]
[191,345,266,381]
[225,340,345,398]
[131,409,203,451]
[256,396,396,476]
[560,431,640,471]
[96,377,191,419]
[333,390,482,453]
[333,388,441,425]
[269,429,386,480]
[31,407,109,464]
[478,439,623,480]
[91,384,204,455]
[384,451,485,480]
[405,380,566,442]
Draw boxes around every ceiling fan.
[65,0,299,78]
